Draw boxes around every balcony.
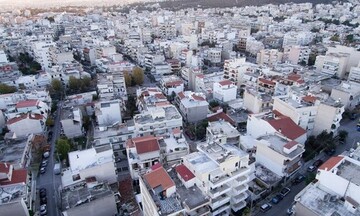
[234,176,249,185]
[233,184,248,196]
[230,167,250,177]
[210,194,231,210]
[209,184,231,199]
[211,204,230,216]
[231,193,247,203]
[231,200,246,212]
[188,206,211,216]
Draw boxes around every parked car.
[292,175,305,185]
[271,194,283,204]
[307,165,317,172]
[40,196,47,205]
[40,204,47,215]
[43,151,50,159]
[40,167,46,174]
[287,207,294,215]
[313,159,324,168]
[280,187,291,197]
[41,160,48,167]
[260,203,272,212]
[39,188,46,198]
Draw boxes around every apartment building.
[294,156,360,216]
[95,100,122,129]
[0,62,21,86]
[158,129,189,165]
[282,31,314,47]
[31,41,56,69]
[133,105,182,137]
[206,120,240,147]
[206,48,222,64]
[257,77,277,95]
[182,142,251,215]
[315,53,349,78]
[139,164,211,216]
[60,107,83,139]
[243,87,272,114]
[247,111,307,144]
[283,46,310,65]
[313,98,344,135]
[136,87,168,112]
[256,134,305,177]
[61,145,117,189]
[330,81,360,110]
[0,163,32,216]
[176,91,209,123]
[256,49,283,67]
[160,75,184,96]
[6,113,45,138]
[349,66,360,83]
[213,80,237,102]
[126,135,161,179]
[223,58,257,87]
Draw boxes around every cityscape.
[0,0,360,216]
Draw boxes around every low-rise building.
[176,91,209,123]
[6,113,45,138]
[160,75,184,96]
[256,134,305,177]
[243,87,272,114]
[95,100,122,130]
[294,156,360,216]
[61,145,117,189]
[206,120,240,147]
[60,107,83,139]
[213,80,237,102]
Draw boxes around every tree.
[209,100,220,108]
[338,130,348,142]
[330,34,340,42]
[46,117,55,127]
[0,84,17,94]
[124,72,132,87]
[56,138,71,161]
[50,79,64,99]
[81,76,91,91]
[68,76,79,91]
[132,67,144,85]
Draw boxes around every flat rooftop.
[208,120,240,138]
[337,160,360,186]
[255,164,282,186]
[61,183,113,211]
[159,134,188,153]
[183,152,218,174]
[296,183,359,216]
[198,142,248,164]
[258,135,304,159]
[0,139,27,164]
[134,105,181,125]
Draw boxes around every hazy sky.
[0,0,148,8]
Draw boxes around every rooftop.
[207,120,240,138]
[61,182,114,211]
[255,164,282,186]
[198,142,248,164]
[134,105,181,125]
[337,159,360,186]
[183,152,218,174]
[296,183,359,216]
[0,139,28,165]
[257,134,305,159]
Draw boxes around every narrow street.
[36,101,63,216]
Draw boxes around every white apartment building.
[136,87,168,112]
[246,37,265,56]
[349,66,360,83]
[61,145,117,189]
[133,105,182,137]
[283,46,310,65]
[206,120,240,147]
[273,96,318,131]
[152,63,171,76]
[313,99,344,135]
[6,113,45,138]
[126,135,161,179]
[206,48,222,64]
[256,134,305,177]
[247,111,307,144]
[283,31,314,47]
[160,75,184,96]
[294,156,360,216]
[31,41,56,69]
[223,58,257,87]
[96,46,116,59]
[243,87,272,114]
[315,53,349,78]
[176,91,209,123]
[183,142,251,215]
[95,100,122,129]
[327,45,360,73]
[195,72,223,97]
[49,47,74,65]
[213,80,237,102]
[256,49,284,67]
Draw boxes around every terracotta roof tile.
[0,162,11,174]
[192,94,206,101]
[165,80,183,87]
[267,117,306,140]
[302,95,317,104]
[7,113,44,125]
[208,112,236,126]
[16,99,39,109]
[0,169,27,185]
[258,78,276,85]
[178,92,185,99]
[175,164,195,182]
[150,163,162,171]
[154,93,166,99]
[318,156,344,171]
[172,128,181,134]
[144,167,175,191]
[284,140,298,149]
[132,136,160,154]
[218,80,233,86]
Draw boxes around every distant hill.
[122,0,337,11]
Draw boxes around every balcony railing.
[231,200,246,212]
[209,184,231,199]
[210,194,231,210]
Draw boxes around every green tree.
[209,100,220,108]
[68,76,79,91]
[0,84,17,94]
[56,138,71,161]
[124,72,132,87]
[81,76,91,90]
[338,130,348,142]
[345,34,354,43]
[330,34,340,42]
[50,79,64,99]
[46,117,55,127]
[132,67,144,85]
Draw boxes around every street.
[36,102,63,216]
[254,117,360,216]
